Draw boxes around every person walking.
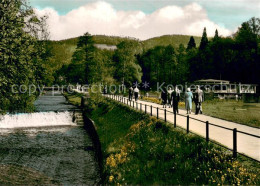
[185,88,193,114]
[196,86,204,114]
[171,87,180,114]
[134,86,139,101]
[161,87,168,108]
[167,87,173,108]
[129,87,133,101]
[194,89,199,115]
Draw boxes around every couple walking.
[129,86,139,101]
[161,87,180,114]
[185,86,204,115]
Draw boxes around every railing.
[105,94,260,161]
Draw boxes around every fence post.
[174,112,176,128]
[233,128,237,158]
[127,99,128,105]
[133,101,134,108]
[187,115,189,133]
[140,103,142,111]
[150,105,152,116]
[164,109,166,122]
[157,107,159,119]
[145,104,147,114]
[136,102,138,109]
[206,121,209,142]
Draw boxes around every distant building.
[94,44,117,51]
[194,79,257,94]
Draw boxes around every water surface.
[0,91,101,184]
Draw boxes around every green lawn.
[180,100,260,128]
[140,96,260,128]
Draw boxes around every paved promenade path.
[104,94,260,161]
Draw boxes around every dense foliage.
[139,17,260,87]
[58,17,259,89]
[113,40,143,86]
[0,0,50,113]
[59,34,142,86]
[190,18,259,84]
[139,43,191,87]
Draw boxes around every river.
[0,91,101,185]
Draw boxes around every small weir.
[0,111,75,128]
[0,91,100,185]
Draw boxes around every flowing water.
[0,91,101,185]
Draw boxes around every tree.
[199,27,209,50]
[65,33,116,85]
[113,40,142,86]
[66,33,95,84]
[176,44,190,84]
[213,29,219,41]
[246,17,260,38]
[0,0,49,113]
[235,18,259,50]
[187,36,196,50]
[233,17,260,84]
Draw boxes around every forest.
[56,17,260,89]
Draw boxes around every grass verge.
[141,96,260,128]
[65,92,260,185]
[179,99,260,128]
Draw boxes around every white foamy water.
[0,111,76,128]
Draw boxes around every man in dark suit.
[129,87,133,101]
[171,87,180,114]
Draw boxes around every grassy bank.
[65,92,259,185]
[141,97,260,128]
[180,99,260,128]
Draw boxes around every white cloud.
[34,1,232,40]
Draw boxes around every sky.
[30,0,260,40]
